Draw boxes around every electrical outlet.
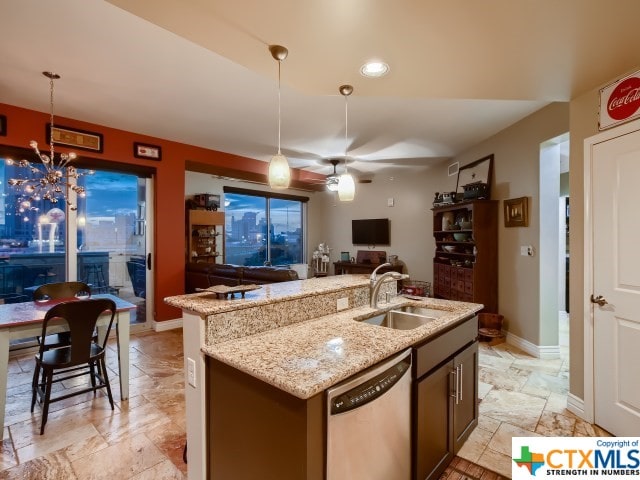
[337,297,349,311]
[187,357,196,388]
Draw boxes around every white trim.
[505,332,560,359]
[566,393,588,421]
[582,118,640,429]
[153,318,183,331]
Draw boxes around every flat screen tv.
[352,218,390,246]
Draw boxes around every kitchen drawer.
[413,315,478,379]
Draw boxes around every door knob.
[590,294,608,306]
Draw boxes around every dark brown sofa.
[185,262,299,293]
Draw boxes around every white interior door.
[591,126,640,435]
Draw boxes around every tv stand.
[333,261,403,276]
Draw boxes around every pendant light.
[268,45,291,189]
[338,84,356,201]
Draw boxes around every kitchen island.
[165,274,483,480]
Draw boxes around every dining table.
[0,293,135,439]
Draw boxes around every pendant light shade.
[338,84,355,202]
[268,45,291,189]
[338,172,355,201]
[268,153,290,189]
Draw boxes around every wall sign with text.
[599,70,640,130]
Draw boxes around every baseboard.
[566,393,589,421]
[153,318,183,331]
[505,332,560,359]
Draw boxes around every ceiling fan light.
[326,174,339,192]
[325,170,340,192]
[338,173,355,201]
[268,153,291,189]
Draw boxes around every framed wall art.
[134,142,162,160]
[504,197,529,227]
[47,124,103,152]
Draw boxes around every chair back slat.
[33,282,91,302]
[40,298,116,367]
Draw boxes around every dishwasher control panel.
[330,355,411,415]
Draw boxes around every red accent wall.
[0,103,317,321]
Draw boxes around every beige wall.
[314,166,448,284]
[450,103,569,345]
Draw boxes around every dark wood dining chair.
[31,298,116,434]
[33,281,91,350]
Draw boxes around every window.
[223,187,307,266]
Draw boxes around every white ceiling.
[1,0,639,181]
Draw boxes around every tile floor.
[0,313,610,479]
[456,312,610,478]
[0,329,187,479]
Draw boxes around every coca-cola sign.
[600,71,640,130]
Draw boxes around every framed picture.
[46,124,103,152]
[340,251,350,262]
[447,162,459,177]
[504,197,529,227]
[133,142,162,160]
[456,154,493,199]
[0,115,6,136]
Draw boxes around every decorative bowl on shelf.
[442,245,456,253]
[459,221,472,229]
[453,233,470,242]
[444,224,461,231]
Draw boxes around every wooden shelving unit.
[432,200,497,313]
[188,210,225,263]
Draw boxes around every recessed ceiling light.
[360,61,389,78]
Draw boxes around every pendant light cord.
[49,75,55,165]
[277,59,282,155]
[344,93,349,173]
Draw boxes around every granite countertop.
[164,274,372,316]
[203,297,483,400]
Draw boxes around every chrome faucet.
[369,263,409,308]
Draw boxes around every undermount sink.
[392,305,449,319]
[360,310,438,330]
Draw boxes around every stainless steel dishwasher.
[326,348,412,480]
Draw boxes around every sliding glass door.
[75,170,150,325]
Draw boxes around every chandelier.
[6,71,93,219]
